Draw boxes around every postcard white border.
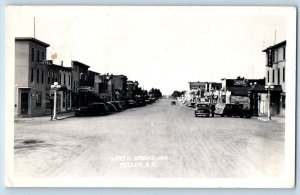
[4,6,296,188]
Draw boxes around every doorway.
[20,93,29,114]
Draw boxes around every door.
[20,93,29,114]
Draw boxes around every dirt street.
[14,99,285,178]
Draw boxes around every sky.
[7,6,287,95]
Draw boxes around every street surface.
[14,99,285,178]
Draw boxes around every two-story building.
[261,40,286,116]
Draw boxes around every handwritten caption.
[109,155,168,168]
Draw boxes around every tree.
[171,90,183,98]
[149,88,162,98]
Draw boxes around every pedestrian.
[211,103,215,117]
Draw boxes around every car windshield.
[197,104,209,108]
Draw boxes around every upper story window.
[48,71,50,84]
[31,48,34,61]
[36,69,39,83]
[283,46,286,60]
[41,70,44,84]
[64,73,66,85]
[37,50,40,61]
[41,51,45,61]
[31,68,34,83]
[272,50,278,63]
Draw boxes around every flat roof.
[72,60,90,68]
[262,40,286,52]
[15,37,50,47]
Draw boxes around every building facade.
[261,40,286,116]
[15,37,50,116]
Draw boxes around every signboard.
[233,79,249,86]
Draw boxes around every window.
[283,67,285,82]
[36,91,42,107]
[267,70,270,83]
[51,72,54,84]
[278,68,280,85]
[37,50,40,61]
[31,68,34,83]
[272,69,275,83]
[283,47,286,60]
[48,71,50,84]
[41,70,44,84]
[31,48,34,61]
[41,51,45,60]
[273,50,278,63]
[59,73,61,84]
[36,69,39,83]
[64,73,66,85]
[69,74,71,86]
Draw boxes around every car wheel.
[221,114,224,117]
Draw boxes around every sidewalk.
[14,111,75,122]
[254,115,285,123]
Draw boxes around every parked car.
[105,102,118,112]
[109,101,124,112]
[145,99,151,104]
[126,100,138,108]
[75,102,110,116]
[171,100,176,105]
[194,103,211,117]
[214,103,251,118]
[120,101,128,109]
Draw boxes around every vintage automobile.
[214,103,251,118]
[75,102,110,116]
[105,102,118,112]
[194,103,211,117]
[171,100,176,105]
[126,100,138,108]
[109,101,124,112]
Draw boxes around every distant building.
[72,60,90,91]
[204,82,222,103]
[111,75,128,101]
[219,78,265,114]
[187,81,206,102]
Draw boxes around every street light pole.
[51,82,61,120]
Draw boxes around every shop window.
[36,91,42,107]
[272,69,275,83]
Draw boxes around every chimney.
[61,60,64,66]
